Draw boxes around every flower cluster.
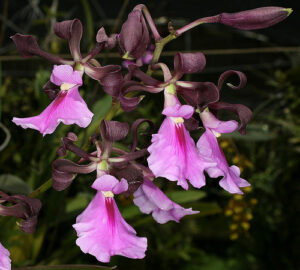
[1,4,292,268]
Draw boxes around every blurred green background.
[0,1,299,269]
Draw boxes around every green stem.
[29,178,53,198]
[147,33,176,76]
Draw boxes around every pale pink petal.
[148,117,213,190]
[162,104,194,119]
[0,242,11,270]
[12,87,93,136]
[92,175,128,194]
[73,190,147,262]
[197,129,250,194]
[133,178,199,223]
[200,110,238,134]
[50,65,82,86]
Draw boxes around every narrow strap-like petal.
[11,34,72,64]
[84,63,121,81]
[131,118,154,152]
[52,159,97,191]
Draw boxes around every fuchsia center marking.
[175,123,188,169]
[41,90,68,132]
[105,197,115,232]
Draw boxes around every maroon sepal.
[53,19,83,61]
[177,81,219,110]
[96,27,118,50]
[100,120,130,142]
[52,159,96,191]
[0,191,42,233]
[100,67,123,97]
[131,118,154,152]
[43,81,60,100]
[111,165,144,196]
[209,102,252,135]
[173,52,206,80]
[57,132,93,161]
[11,34,69,64]
[184,116,200,131]
[120,80,163,112]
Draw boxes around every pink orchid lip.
[134,178,199,224]
[0,241,11,270]
[197,110,250,194]
[73,176,147,263]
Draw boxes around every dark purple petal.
[57,132,92,160]
[54,19,83,61]
[52,159,96,191]
[173,52,206,80]
[119,9,150,59]
[100,120,130,142]
[96,27,118,50]
[111,165,144,196]
[177,81,219,109]
[100,66,123,97]
[12,195,42,233]
[43,81,60,100]
[110,149,149,168]
[218,70,247,90]
[208,102,252,135]
[84,63,121,81]
[128,64,161,86]
[184,117,200,131]
[0,192,42,233]
[11,34,70,64]
[120,81,163,111]
[219,7,292,30]
[120,94,142,112]
[83,43,104,63]
[131,119,154,152]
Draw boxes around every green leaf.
[0,174,32,195]
[66,193,92,213]
[166,190,206,204]
[121,204,142,219]
[13,265,115,270]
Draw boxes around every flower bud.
[220,7,292,30]
[118,9,150,59]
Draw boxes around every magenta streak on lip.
[175,123,187,170]
[41,90,68,132]
[105,197,115,232]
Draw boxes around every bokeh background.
[0,0,299,269]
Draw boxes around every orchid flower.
[11,19,122,98]
[197,110,250,194]
[147,87,214,190]
[12,65,93,136]
[73,174,147,263]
